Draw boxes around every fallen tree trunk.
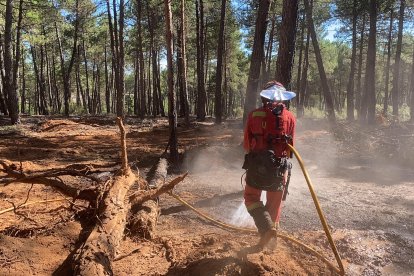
[72,118,136,276]
[128,158,168,239]
[128,171,188,239]
[146,157,168,188]
[129,200,160,239]
[72,169,136,275]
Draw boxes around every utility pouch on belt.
[243,150,287,191]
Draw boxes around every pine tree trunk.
[383,9,393,115]
[0,84,7,115]
[137,0,146,118]
[117,0,125,118]
[156,52,165,117]
[214,0,226,124]
[56,32,76,113]
[31,46,44,114]
[10,0,24,118]
[164,0,178,162]
[410,45,414,122]
[104,44,111,114]
[82,41,91,113]
[356,14,366,119]
[76,56,87,112]
[56,0,79,116]
[106,0,124,118]
[346,0,357,121]
[44,44,54,110]
[91,61,97,114]
[4,0,20,124]
[106,0,117,115]
[304,0,336,123]
[361,0,377,124]
[75,55,81,106]
[20,46,25,113]
[97,65,102,114]
[177,26,185,117]
[275,0,299,88]
[39,46,49,115]
[243,0,271,123]
[295,10,305,110]
[196,0,207,121]
[96,63,101,114]
[223,54,228,118]
[0,42,8,115]
[51,50,61,113]
[0,36,8,115]
[133,51,139,115]
[179,0,190,126]
[112,0,120,116]
[147,51,152,115]
[391,0,405,117]
[264,14,276,82]
[152,49,158,117]
[34,79,39,114]
[55,28,70,116]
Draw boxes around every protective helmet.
[260,81,296,102]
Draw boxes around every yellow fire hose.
[287,144,345,275]
[168,144,345,275]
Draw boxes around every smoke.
[182,145,254,224]
[230,193,267,228]
[179,119,414,233]
[182,145,274,228]
[182,145,245,194]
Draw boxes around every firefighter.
[243,81,296,248]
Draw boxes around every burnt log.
[127,158,167,238]
[129,199,160,239]
[72,169,136,275]
[72,118,136,276]
[127,171,188,238]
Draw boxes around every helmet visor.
[259,84,296,101]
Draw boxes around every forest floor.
[0,115,413,276]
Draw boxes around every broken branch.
[129,173,188,206]
[117,117,128,173]
[0,198,69,215]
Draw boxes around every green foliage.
[0,0,412,123]
[70,102,88,115]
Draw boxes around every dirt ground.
[0,115,413,276]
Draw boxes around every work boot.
[267,233,278,251]
[248,206,276,249]
[248,207,273,233]
[266,222,279,251]
[258,227,277,249]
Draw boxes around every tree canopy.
[0,0,413,123]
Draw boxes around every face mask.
[271,103,284,116]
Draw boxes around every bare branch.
[129,173,188,206]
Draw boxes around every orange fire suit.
[243,103,296,223]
